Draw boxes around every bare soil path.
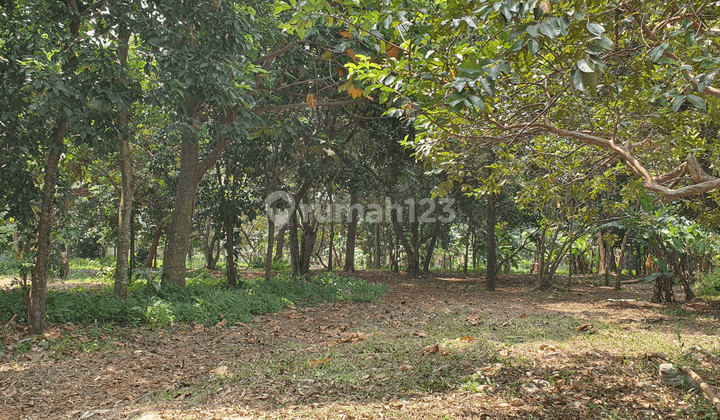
[1,271,719,419]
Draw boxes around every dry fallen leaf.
[215,318,228,328]
[338,331,368,343]
[309,358,332,366]
[210,366,228,376]
[575,323,595,332]
[419,344,449,356]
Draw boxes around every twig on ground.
[682,366,720,414]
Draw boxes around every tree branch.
[525,123,720,200]
[252,98,364,114]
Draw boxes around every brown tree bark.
[275,226,286,261]
[374,221,382,269]
[29,117,67,333]
[146,224,164,268]
[289,208,301,276]
[162,104,234,288]
[486,192,497,291]
[615,229,631,290]
[113,27,133,300]
[264,215,275,280]
[28,0,82,334]
[598,231,606,275]
[343,192,359,272]
[423,234,437,273]
[224,209,237,287]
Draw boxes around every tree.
[285,0,720,203]
[2,0,133,332]
[134,0,263,288]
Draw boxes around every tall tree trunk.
[300,223,317,275]
[486,193,497,291]
[472,230,477,271]
[343,192,359,272]
[162,141,201,288]
[162,104,233,287]
[224,210,236,287]
[130,208,136,273]
[598,231,606,275]
[374,221,381,269]
[114,124,133,299]
[327,185,334,271]
[28,0,81,334]
[264,212,275,280]
[275,226,286,261]
[146,225,163,268]
[206,232,219,269]
[423,234,437,273]
[615,229,631,290]
[406,221,420,277]
[113,27,133,299]
[605,245,615,286]
[463,229,470,273]
[289,208,301,276]
[328,220,334,271]
[29,116,67,333]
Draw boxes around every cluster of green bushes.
[0,271,386,327]
[696,273,720,297]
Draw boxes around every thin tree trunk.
[114,121,133,299]
[206,232,219,269]
[598,231,606,275]
[328,185,334,271]
[289,208,301,276]
[29,116,66,333]
[486,193,497,291]
[113,27,133,299]
[28,0,81,334]
[374,221,381,269]
[130,208,136,273]
[264,213,275,280]
[423,235,437,273]
[343,192,359,272]
[615,229,631,290]
[463,229,470,273]
[275,226,286,261]
[224,210,236,287]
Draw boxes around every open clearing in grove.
[2,271,719,420]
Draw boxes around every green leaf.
[526,24,538,38]
[586,22,605,36]
[572,69,585,91]
[672,95,685,112]
[595,36,613,50]
[577,59,594,73]
[528,39,539,55]
[468,95,484,110]
[685,94,706,110]
[650,43,668,62]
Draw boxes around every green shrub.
[696,273,720,296]
[0,272,386,327]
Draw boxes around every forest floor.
[2,271,720,420]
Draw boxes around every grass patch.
[0,271,386,327]
[230,332,498,403]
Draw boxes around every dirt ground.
[1,271,719,420]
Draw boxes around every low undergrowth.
[0,271,386,327]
